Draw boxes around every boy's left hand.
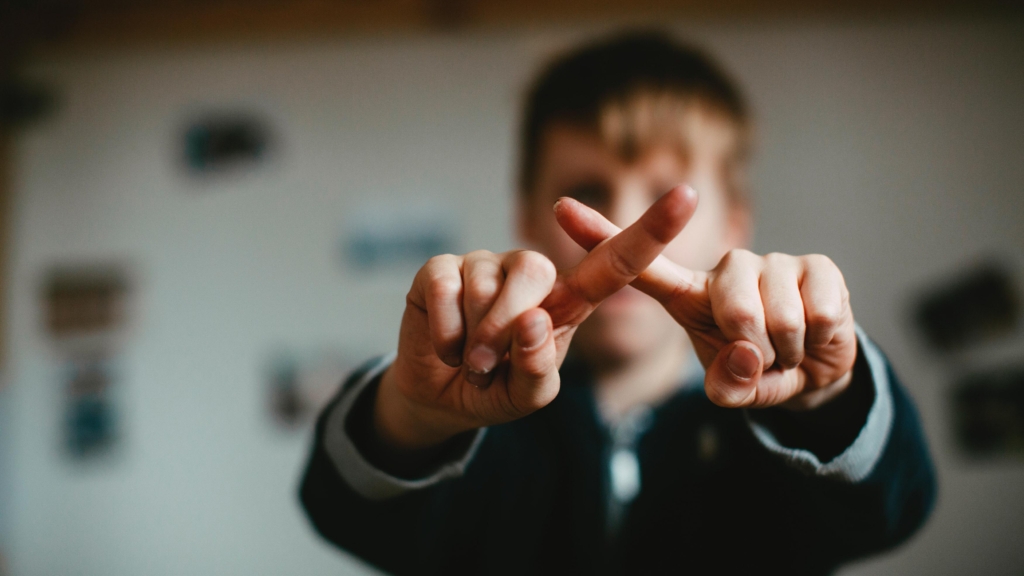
[555,195,858,412]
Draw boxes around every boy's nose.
[605,190,650,231]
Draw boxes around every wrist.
[781,369,854,412]
[374,365,473,453]
[751,347,875,462]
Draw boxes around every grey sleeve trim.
[322,353,488,501]
[746,324,895,483]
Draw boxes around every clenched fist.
[554,196,858,412]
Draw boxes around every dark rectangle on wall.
[914,264,1019,352]
[953,363,1024,458]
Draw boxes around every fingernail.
[467,344,498,374]
[552,198,564,212]
[727,344,759,380]
[519,316,548,350]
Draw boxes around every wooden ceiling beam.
[3,0,1022,56]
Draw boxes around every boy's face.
[519,113,750,366]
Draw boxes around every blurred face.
[519,114,750,367]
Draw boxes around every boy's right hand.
[373,185,699,454]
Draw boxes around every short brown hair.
[518,30,751,203]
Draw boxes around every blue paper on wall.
[343,203,459,270]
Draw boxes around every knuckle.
[466,249,495,260]
[523,251,557,282]
[772,310,805,338]
[721,305,762,335]
[804,253,836,269]
[426,253,456,268]
[716,248,755,272]
[804,253,843,280]
[807,303,843,330]
[427,275,462,301]
[465,275,500,303]
[421,254,459,284]
[510,250,557,285]
[764,252,797,272]
[776,347,804,368]
[727,248,755,262]
[777,357,801,371]
[608,245,644,279]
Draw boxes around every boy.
[300,31,935,574]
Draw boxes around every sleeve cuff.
[746,324,895,483]
[322,353,488,500]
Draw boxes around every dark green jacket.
[300,338,935,575]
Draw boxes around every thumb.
[505,308,560,415]
[704,341,762,408]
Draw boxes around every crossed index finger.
[543,185,698,326]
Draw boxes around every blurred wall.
[2,17,1023,576]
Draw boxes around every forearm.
[298,359,488,572]
[298,367,432,574]
[300,436,425,573]
[794,377,936,559]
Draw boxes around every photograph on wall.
[40,265,131,463]
[342,202,459,271]
[180,111,276,181]
[266,348,378,430]
[913,263,1018,352]
[953,363,1024,459]
[62,352,120,460]
[42,266,130,340]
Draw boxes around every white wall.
[3,18,1023,576]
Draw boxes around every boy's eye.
[564,182,608,208]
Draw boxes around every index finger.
[558,184,698,307]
